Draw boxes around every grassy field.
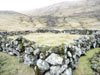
[74,48,100,75]
[8,33,83,46]
[0,13,35,32]
[0,13,100,32]
[0,52,35,75]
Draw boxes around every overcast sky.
[0,0,70,11]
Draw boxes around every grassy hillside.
[23,0,100,17]
[0,52,35,75]
[21,0,100,30]
[0,11,35,32]
[74,48,100,75]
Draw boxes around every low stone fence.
[36,29,100,35]
[0,29,100,36]
[0,32,100,75]
[0,30,34,36]
[89,51,100,75]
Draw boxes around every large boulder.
[57,64,68,75]
[25,47,34,54]
[50,66,60,75]
[37,59,50,73]
[61,68,72,75]
[45,53,63,65]
[24,54,35,66]
[44,72,51,75]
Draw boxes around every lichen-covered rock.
[24,54,35,66]
[34,49,40,56]
[65,58,70,65]
[57,65,68,75]
[8,52,14,56]
[25,47,33,54]
[44,72,51,75]
[61,68,72,75]
[67,51,72,58]
[50,66,60,75]
[90,51,100,74]
[37,59,50,73]
[40,53,46,59]
[45,53,63,65]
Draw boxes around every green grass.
[8,33,83,46]
[0,52,35,75]
[74,48,100,75]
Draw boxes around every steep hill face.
[24,0,100,17]
[22,0,100,30]
[0,11,34,32]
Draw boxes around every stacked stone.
[94,31,100,47]
[90,51,100,75]
[24,45,40,66]
[0,32,100,75]
[36,29,100,35]
[0,35,7,52]
[0,30,34,36]
[73,36,94,55]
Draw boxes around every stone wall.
[0,32,100,75]
[36,29,100,35]
[0,30,34,36]
[0,29,100,36]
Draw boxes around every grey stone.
[16,44,23,51]
[61,68,72,75]
[25,47,33,54]
[75,47,81,57]
[8,52,14,56]
[23,42,29,46]
[13,41,18,45]
[67,51,72,57]
[93,42,97,48]
[34,49,40,55]
[13,50,19,55]
[50,66,60,75]
[37,59,50,72]
[57,65,68,75]
[40,53,46,59]
[65,59,70,65]
[24,54,34,66]
[44,72,51,75]
[45,53,63,65]
[17,56,24,63]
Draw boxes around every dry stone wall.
[0,30,100,36]
[0,30,34,36]
[36,29,100,35]
[0,32,100,75]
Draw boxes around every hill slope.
[24,0,100,17]
[0,11,34,32]
[22,0,100,30]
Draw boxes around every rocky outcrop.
[0,31,100,75]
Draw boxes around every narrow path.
[0,52,35,75]
[74,48,100,75]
